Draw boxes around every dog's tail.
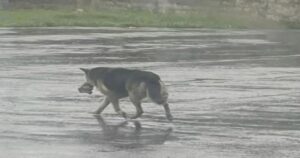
[146,79,168,105]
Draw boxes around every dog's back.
[88,67,159,96]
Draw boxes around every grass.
[0,8,284,29]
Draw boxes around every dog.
[78,67,173,121]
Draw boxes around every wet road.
[0,28,300,158]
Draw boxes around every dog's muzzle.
[78,83,94,94]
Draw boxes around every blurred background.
[0,0,299,28]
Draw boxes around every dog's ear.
[79,68,89,74]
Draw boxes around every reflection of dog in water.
[78,67,173,121]
[94,115,173,148]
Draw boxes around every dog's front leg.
[94,97,110,114]
[110,98,128,119]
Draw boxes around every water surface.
[0,28,299,158]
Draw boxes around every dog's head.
[78,68,94,94]
[78,82,94,94]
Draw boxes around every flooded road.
[0,27,299,158]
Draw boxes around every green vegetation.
[284,21,300,29]
[0,8,283,28]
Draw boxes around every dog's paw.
[118,111,128,119]
[166,114,173,122]
[130,114,141,119]
[90,111,101,115]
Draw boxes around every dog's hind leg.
[129,98,144,119]
[94,97,110,114]
[163,103,173,121]
[128,82,147,119]
[110,97,128,119]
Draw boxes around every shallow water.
[0,27,299,158]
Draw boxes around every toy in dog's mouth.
[78,83,94,94]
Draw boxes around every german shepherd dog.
[78,67,173,121]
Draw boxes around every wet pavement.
[0,27,299,158]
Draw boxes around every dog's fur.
[78,67,173,121]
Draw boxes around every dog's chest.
[96,80,110,95]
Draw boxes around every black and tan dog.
[78,67,173,121]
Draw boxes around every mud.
[0,28,299,158]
